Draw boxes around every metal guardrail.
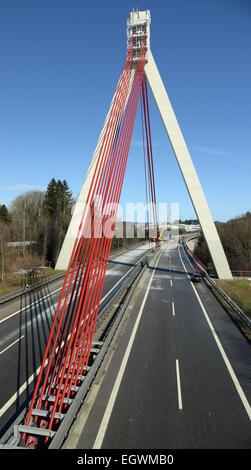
[0,247,156,449]
[183,237,251,331]
[49,251,152,449]
[231,270,251,278]
[183,233,208,272]
[0,243,147,306]
[0,272,67,305]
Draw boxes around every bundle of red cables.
[23,36,149,448]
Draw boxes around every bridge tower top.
[127,9,151,63]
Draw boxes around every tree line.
[0,178,73,281]
[194,212,251,273]
[0,178,147,283]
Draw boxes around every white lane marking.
[172,301,175,317]
[0,251,148,417]
[0,360,47,418]
[170,280,173,287]
[0,333,70,418]
[1,354,51,418]
[0,286,61,324]
[102,252,146,304]
[93,250,162,449]
[0,252,147,325]
[181,245,195,271]
[176,359,183,410]
[0,335,24,356]
[178,245,251,421]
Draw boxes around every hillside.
[194,212,251,272]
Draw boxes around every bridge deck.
[66,239,251,449]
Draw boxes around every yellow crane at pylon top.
[158,208,173,241]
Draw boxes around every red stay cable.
[60,56,144,405]
[23,40,134,440]
[47,45,143,424]
[143,74,158,237]
[24,37,147,445]
[76,63,145,381]
[141,74,158,239]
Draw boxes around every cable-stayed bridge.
[0,10,250,451]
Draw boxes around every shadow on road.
[0,278,59,439]
[148,265,193,277]
[108,259,137,268]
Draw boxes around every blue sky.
[0,0,250,223]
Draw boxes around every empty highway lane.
[0,244,151,437]
[69,239,251,449]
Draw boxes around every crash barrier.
[0,248,157,449]
[183,236,251,331]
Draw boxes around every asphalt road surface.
[0,243,151,438]
[67,239,251,449]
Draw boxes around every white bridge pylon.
[56,10,232,280]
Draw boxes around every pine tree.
[44,178,58,216]
[43,178,73,266]
[0,204,11,223]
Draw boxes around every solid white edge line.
[178,245,251,421]
[0,335,24,356]
[0,355,48,418]
[176,359,183,410]
[0,250,148,418]
[0,338,67,418]
[93,250,162,449]
[0,286,61,324]
[101,252,147,304]
[0,252,147,325]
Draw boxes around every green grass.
[39,268,64,278]
[0,281,23,297]
[215,279,251,317]
[0,267,64,298]
[212,279,251,341]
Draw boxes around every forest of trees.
[0,178,147,283]
[2,176,250,284]
[0,178,73,281]
[194,212,251,272]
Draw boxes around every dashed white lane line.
[176,359,183,410]
[0,252,148,418]
[178,245,251,421]
[93,250,162,449]
[0,335,24,356]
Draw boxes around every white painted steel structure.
[55,70,135,270]
[56,10,232,279]
[127,9,151,62]
[145,50,232,279]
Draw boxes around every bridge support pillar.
[145,50,232,279]
[55,69,135,271]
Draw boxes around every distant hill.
[194,212,251,271]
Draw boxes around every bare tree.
[0,221,10,282]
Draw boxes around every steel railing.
[0,243,147,306]
[0,247,157,449]
[183,237,251,331]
